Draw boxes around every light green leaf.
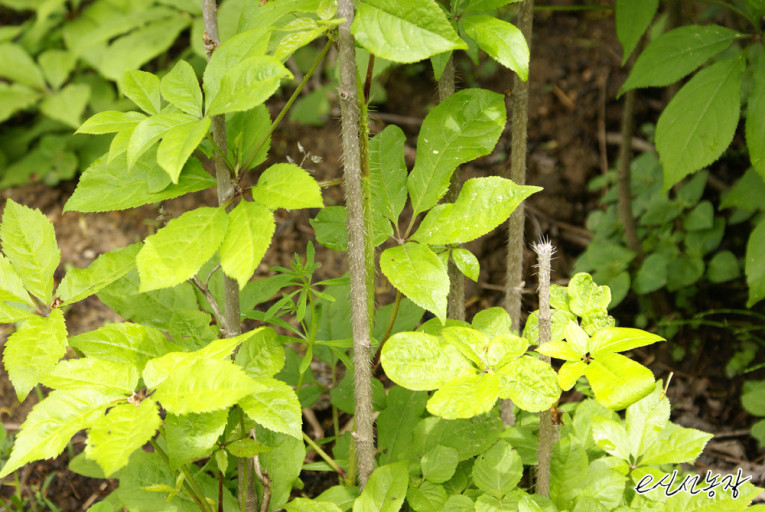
[68,322,184,372]
[656,55,745,191]
[421,445,459,483]
[38,49,76,90]
[40,83,90,128]
[206,55,292,116]
[310,206,348,251]
[427,374,499,419]
[154,358,258,415]
[408,89,506,215]
[165,410,228,469]
[0,254,32,305]
[127,110,195,169]
[157,117,211,183]
[412,177,540,244]
[472,440,522,496]
[557,361,587,391]
[351,0,466,63]
[496,356,561,412]
[567,273,611,317]
[370,125,408,223]
[352,461,409,512]
[160,60,203,117]
[451,248,479,281]
[747,55,765,181]
[136,206,228,292]
[3,308,67,401]
[471,307,511,338]
[580,308,615,336]
[57,243,141,305]
[41,358,139,394]
[239,377,302,439]
[76,111,147,135]
[1,198,60,304]
[640,427,713,466]
[380,243,449,322]
[63,153,216,213]
[0,302,34,324]
[536,340,581,362]
[285,498,343,512]
[234,326,285,379]
[589,327,664,355]
[550,437,588,510]
[620,25,743,93]
[86,398,161,476]
[272,17,335,62]
[461,15,528,80]
[487,334,528,368]
[251,163,323,210]
[746,210,765,307]
[0,83,40,123]
[0,388,122,478]
[407,481,448,512]
[381,331,474,390]
[227,105,271,170]
[0,42,45,89]
[585,352,656,410]
[565,321,590,356]
[227,438,272,458]
[220,200,275,289]
[121,69,161,115]
[615,0,658,62]
[440,326,489,366]
[624,383,670,457]
[590,417,630,460]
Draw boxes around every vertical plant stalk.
[337,0,375,488]
[202,1,249,508]
[617,89,643,260]
[439,56,466,321]
[502,0,534,426]
[533,239,557,498]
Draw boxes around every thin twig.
[190,276,225,331]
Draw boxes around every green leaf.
[57,243,141,305]
[742,380,765,416]
[121,69,161,115]
[567,273,611,317]
[408,89,506,215]
[38,49,76,90]
[252,163,323,210]
[351,0,467,63]
[1,198,60,303]
[3,309,67,401]
[227,105,271,170]
[746,218,765,306]
[666,254,705,291]
[413,177,540,244]
[550,437,588,510]
[656,55,745,191]
[0,253,32,305]
[239,377,302,439]
[588,328,664,355]
[707,250,740,283]
[407,481,448,512]
[0,83,40,123]
[311,206,348,251]
[585,352,656,410]
[68,322,183,372]
[683,200,714,231]
[0,43,45,89]
[370,125,408,223]
[77,110,147,135]
[0,388,122,478]
[496,356,561,412]
[258,428,306,509]
[409,414,503,461]
[380,243,449,322]
[472,440,522,497]
[127,110,195,169]
[427,373,500,419]
[39,83,90,128]
[136,206,228,292]
[639,427,713,466]
[422,445,459,483]
[451,248,479,281]
[377,386,428,465]
[227,438,272,458]
[747,55,765,181]
[41,358,139,394]
[615,0,658,62]
[352,461,409,512]
[220,201,275,290]
[285,498,343,512]
[154,358,258,415]
[590,417,630,460]
[85,398,161,476]
[461,15,528,80]
[160,60,203,117]
[165,410,227,469]
[157,117,211,183]
[632,253,668,294]
[63,153,216,213]
[206,55,292,116]
[381,331,474,390]
[620,25,742,93]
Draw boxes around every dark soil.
[1,5,764,510]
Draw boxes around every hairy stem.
[533,240,557,497]
[338,0,375,488]
[502,0,534,427]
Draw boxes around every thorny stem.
[303,433,347,478]
[241,39,333,174]
[533,239,557,498]
[338,0,375,488]
[502,0,534,427]
[150,438,211,512]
